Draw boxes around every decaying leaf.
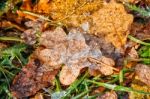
[96,91,117,99]
[90,0,133,49]
[130,81,150,99]
[84,34,124,66]
[17,0,103,27]
[135,64,150,86]
[127,47,139,59]
[0,43,7,49]
[11,54,59,98]
[88,56,115,76]
[39,28,102,85]
[11,27,118,97]
[17,0,37,20]
[130,22,150,40]
[30,93,44,99]
[117,0,140,3]
[59,65,82,85]
[22,20,46,45]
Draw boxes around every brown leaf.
[130,22,150,40]
[135,64,150,86]
[96,91,117,99]
[30,93,44,99]
[90,1,133,49]
[59,65,82,85]
[88,56,116,76]
[17,0,36,20]
[11,54,59,98]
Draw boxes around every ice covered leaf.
[90,0,133,49]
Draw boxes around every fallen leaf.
[96,91,117,99]
[130,81,150,99]
[30,93,44,99]
[59,65,82,85]
[11,54,59,98]
[135,64,150,86]
[130,22,150,40]
[90,0,133,49]
[17,0,36,20]
[18,0,103,27]
[88,56,116,76]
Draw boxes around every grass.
[0,43,28,99]
[47,68,149,99]
[128,35,150,64]
[125,3,150,17]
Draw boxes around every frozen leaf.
[90,0,133,49]
[135,64,150,86]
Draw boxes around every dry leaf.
[96,91,117,99]
[130,82,150,99]
[33,0,51,14]
[59,65,82,85]
[18,0,103,27]
[17,0,36,20]
[0,43,7,49]
[90,0,133,49]
[11,55,59,98]
[130,22,150,40]
[30,93,44,99]
[88,56,116,76]
[117,0,140,3]
[135,64,150,86]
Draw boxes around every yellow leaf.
[90,1,133,49]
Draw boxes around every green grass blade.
[86,80,150,94]
[0,37,24,42]
[128,35,150,46]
